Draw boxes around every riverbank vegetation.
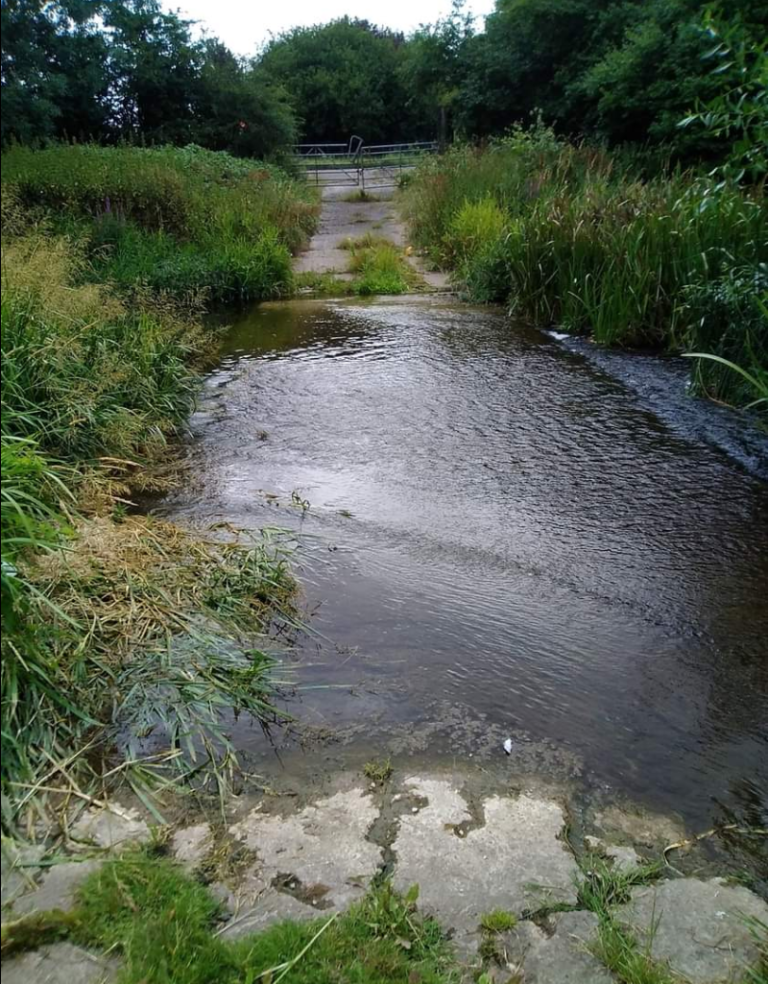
[405,125,766,407]
[0,149,314,826]
[403,4,767,409]
[2,144,318,303]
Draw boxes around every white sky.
[165,0,495,57]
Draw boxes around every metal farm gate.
[292,136,438,190]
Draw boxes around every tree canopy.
[1,0,295,156]
[2,0,765,165]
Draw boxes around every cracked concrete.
[293,176,450,291]
[621,877,768,984]
[5,773,767,984]
[220,787,382,937]
[390,777,578,950]
[504,911,614,983]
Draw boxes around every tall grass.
[0,194,300,828]
[405,125,767,407]
[2,144,319,303]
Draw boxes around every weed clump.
[346,239,417,296]
[480,909,518,933]
[363,758,394,785]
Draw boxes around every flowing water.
[161,297,768,828]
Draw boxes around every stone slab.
[70,803,150,850]
[506,911,615,984]
[621,877,768,984]
[221,787,382,936]
[391,777,578,949]
[2,943,119,984]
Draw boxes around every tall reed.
[405,126,767,406]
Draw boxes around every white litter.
[503,738,513,755]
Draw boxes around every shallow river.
[162,297,768,829]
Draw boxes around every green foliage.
[480,909,518,933]
[70,853,458,984]
[2,145,318,302]
[679,7,768,183]
[256,18,425,144]
[1,0,297,158]
[405,126,767,407]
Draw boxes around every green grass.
[2,144,319,304]
[575,856,680,984]
[0,188,301,829]
[59,851,459,984]
[293,271,354,296]
[479,909,517,933]
[346,239,417,296]
[404,124,767,408]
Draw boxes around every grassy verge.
[1,158,307,829]
[3,848,459,984]
[2,144,319,304]
[404,124,767,409]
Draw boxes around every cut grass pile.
[404,124,767,408]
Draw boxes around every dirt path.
[293,172,450,291]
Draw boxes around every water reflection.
[163,297,768,827]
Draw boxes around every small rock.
[171,823,212,869]
[605,845,642,872]
[2,942,120,984]
[70,803,150,850]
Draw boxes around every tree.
[192,39,297,158]
[255,18,411,143]
[1,0,299,158]
[1,0,109,145]
[399,0,475,143]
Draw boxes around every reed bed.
[405,127,767,407]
